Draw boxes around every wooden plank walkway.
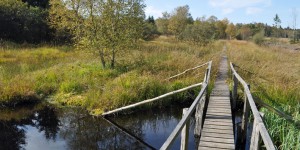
[198,55,235,150]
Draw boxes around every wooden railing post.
[232,74,238,110]
[194,92,205,138]
[194,65,210,138]
[203,67,209,83]
[180,108,189,150]
[241,84,250,146]
[230,62,275,150]
[250,119,261,150]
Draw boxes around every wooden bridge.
[102,54,276,150]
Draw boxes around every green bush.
[253,30,265,45]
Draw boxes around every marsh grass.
[0,37,222,115]
[227,40,300,149]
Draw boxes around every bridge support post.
[194,95,205,138]
[250,119,261,150]
[241,84,250,148]
[180,108,189,150]
[232,74,238,110]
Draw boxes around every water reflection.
[0,120,26,150]
[0,104,196,150]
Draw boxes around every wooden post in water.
[250,119,261,150]
[180,108,189,150]
[194,67,209,138]
[232,74,238,110]
[249,112,264,150]
[241,84,251,147]
[194,94,205,139]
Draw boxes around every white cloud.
[246,7,263,15]
[145,6,163,18]
[209,0,271,15]
[223,8,234,14]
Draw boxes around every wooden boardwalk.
[198,55,235,149]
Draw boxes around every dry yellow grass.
[227,40,300,104]
[226,40,300,149]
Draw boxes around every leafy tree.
[180,17,215,46]
[49,0,145,68]
[22,0,49,8]
[215,18,229,39]
[239,25,252,40]
[168,5,193,39]
[49,0,85,43]
[156,12,170,35]
[225,23,236,40]
[0,0,50,43]
[142,16,159,40]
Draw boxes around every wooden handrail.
[166,62,209,80]
[160,83,208,150]
[102,82,203,116]
[230,62,275,150]
[160,61,212,150]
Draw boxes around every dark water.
[0,104,196,150]
[234,103,253,150]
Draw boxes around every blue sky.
[144,0,300,28]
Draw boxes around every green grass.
[0,37,222,115]
[227,40,300,149]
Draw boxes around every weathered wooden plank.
[206,112,232,116]
[201,136,234,144]
[198,141,235,149]
[206,110,231,113]
[202,128,234,134]
[207,105,231,108]
[204,124,233,130]
[197,146,234,150]
[201,132,234,139]
[206,106,231,109]
[197,55,235,150]
[205,115,232,120]
[209,99,230,103]
[204,121,233,126]
[208,101,231,104]
[204,118,233,122]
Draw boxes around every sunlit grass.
[227,40,300,149]
[0,37,222,115]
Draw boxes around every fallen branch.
[102,82,203,116]
[166,62,208,81]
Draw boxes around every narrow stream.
[0,103,196,150]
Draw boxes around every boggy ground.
[0,37,222,115]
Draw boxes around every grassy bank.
[227,40,300,149]
[0,37,222,115]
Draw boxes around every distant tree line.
[1,2,299,67]
[153,6,300,45]
[1,1,299,45]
